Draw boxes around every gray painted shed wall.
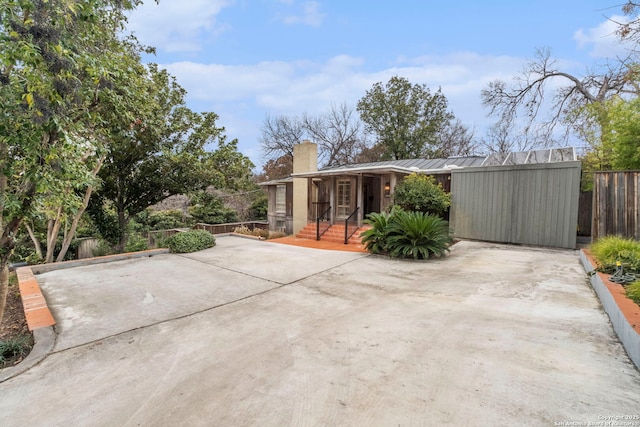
[450,161,581,249]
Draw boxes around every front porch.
[295,222,371,247]
[269,223,369,252]
[304,173,397,229]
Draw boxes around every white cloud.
[159,52,528,165]
[281,1,325,27]
[574,15,635,59]
[127,0,233,53]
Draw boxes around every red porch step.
[296,223,371,245]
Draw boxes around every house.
[261,141,582,249]
[260,141,485,236]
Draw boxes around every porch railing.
[316,205,332,240]
[344,207,360,244]
[312,201,330,220]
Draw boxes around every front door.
[363,176,381,215]
[336,178,353,219]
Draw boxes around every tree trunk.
[45,207,63,263]
[56,185,95,262]
[56,155,105,262]
[0,263,8,327]
[116,208,128,253]
[24,222,43,260]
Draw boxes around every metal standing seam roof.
[285,147,578,179]
[290,156,487,177]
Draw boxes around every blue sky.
[126,1,631,169]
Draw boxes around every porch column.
[293,141,318,234]
[357,174,364,226]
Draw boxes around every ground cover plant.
[590,235,640,306]
[0,273,32,368]
[590,235,640,274]
[0,335,32,368]
[361,207,452,260]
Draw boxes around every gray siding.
[450,161,581,249]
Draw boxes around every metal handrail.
[344,207,360,244]
[316,205,332,240]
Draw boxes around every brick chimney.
[293,141,318,234]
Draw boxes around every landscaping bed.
[580,249,640,369]
[0,273,33,368]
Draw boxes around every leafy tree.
[392,173,451,217]
[91,65,252,252]
[0,0,149,321]
[133,209,186,232]
[257,155,293,182]
[189,192,238,225]
[357,76,454,160]
[600,96,640,170]
[206,138,255,191]
[249,193,268,220]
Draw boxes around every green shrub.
[0,335,33,367]
[92,240,114,257]
[361,210,395,254]
[362,208,452,259]
[125,233,149,252]
[393,173,451,217]
[385,210,452,260]
[134,209,187,231]
[189,192,238,225]
[590,235,640,274]
[627,281,640,305]
[166,230,216,253]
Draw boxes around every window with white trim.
[276,184,286,214]
[337,179,351,217]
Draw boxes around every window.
[276,184,286,214]
[337,179,351,217]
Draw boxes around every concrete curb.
[2,248,171,380]
[580,250,640,369]
[0,327,55,383]
[29,248,170,274]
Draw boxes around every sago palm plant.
[361,209,395,254]
[385,211,452,260]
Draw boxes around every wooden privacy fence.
[194,221,268,235]
[592,171,640,240]
[449,161,582,249]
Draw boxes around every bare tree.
[438,119,477,157]
[481,47,637,145]
[478,120,545,157]
[259,114,305,162]
[616,2,640,46]
[303,103,368,167]
[260,104,369,168]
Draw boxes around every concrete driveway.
[1,237,639,426]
